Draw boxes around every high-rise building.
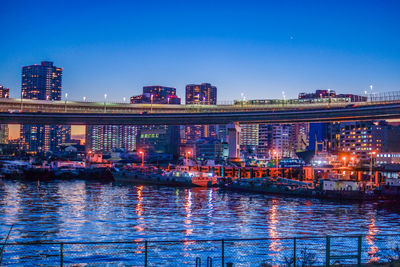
[256,124,295,158]
[184,83,217,143]
[237,90,369,159]
[20,61,70,152]
[256,124,270,157]
[195,138,228,161]
[290,123,309,152]
[0,85,10,98]
[87,86,180,154]
[0,125,8,144]
[22,61,62,100]
[270,124,293,158]
[298,89,367,102]
[337,121,386,161]
[136,125,180,156]
[0,86,9,143]
[185,83,217,105]
[132,86,180,158]
[86,125,137,152]
[131,86,181,104]
[297,90,368,154]
[240,124,259,148]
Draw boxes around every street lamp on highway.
[369,85,374,101]
[64,93,68,112]
[104,93,107,113]
[20,90,24,111]
[150,94,154,113]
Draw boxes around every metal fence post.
[325,236,330,267]
[293,237,297,267]
[144,241,148,267]
[196,257,201,267]
[207,256,212,267]
[60,242,64,267]
[357,235,362,267]
[222,239,225,267]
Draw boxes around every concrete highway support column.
[227,122,241,160]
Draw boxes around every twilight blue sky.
[0,0,399,102]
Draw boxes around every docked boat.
[378,178,400,198]
[0,160,30,179]
[223,176,379,201]
[78,167,114,182]
[113,166,192,186]
[225,177,315,197]
[24,167,54,181]
[53,166,81,180]
[113,165,218,187]
[170,166,218,187]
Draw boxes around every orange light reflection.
[267,200,281,266]
[366,217,379,262]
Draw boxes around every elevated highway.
[0,98,400,125]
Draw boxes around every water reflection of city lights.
[268,200,282,265]
[184,190,193,236]
[207,189,214,218]
[183,189,193,255]
[134,186,145,234]
[367,217,379,262]
[2,183,22,226]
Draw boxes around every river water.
[0,180,400,265]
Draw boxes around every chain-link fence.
[0,234,400,266]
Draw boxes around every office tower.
[86,125,137,152]
[0,85,10,98]
[256,124,272,158]
[20,61,70,152]
[0,125,8,144]
[291,123,309,152]
[337,121,386,162]
[131,86,181,104]
[136,126,180,157]
[298,90,367,153]
[131,86,180,158]
[184,83,217,143]
[270,124,293,158]
[256,124,294,158]
[240,124,259,148]
[0,86,9,143]
[185,83,217,105]
[86,86,180,154]
[22,61,62,100]
[216,124,228,141]
[195,138,228,161]
[298,89,367,102]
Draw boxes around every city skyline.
[2,2,400,265]
[1,1,400,103]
